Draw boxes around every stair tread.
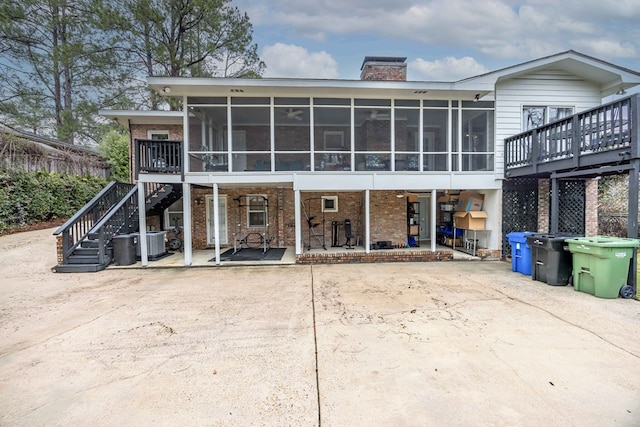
[55,263,109,273]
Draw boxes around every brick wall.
[360,64,407,81]
[538,179,550,232]
[56,235,63,266]
[182,188,412,250]
[585,178,598,236]
[370,191,407,245]
[297,249,452,264]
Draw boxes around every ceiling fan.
[281,108,304,121]
[363,109,390,120]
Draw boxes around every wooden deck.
[505,94,639,178]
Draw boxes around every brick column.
[538,179,550,233]
[584,178,598,236]
[56,234,63,266]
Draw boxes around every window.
[321,196,338,212]
[164,198,183,229]
[148,130,169,140]
[323,131,344,150]
[247,195,267,228]
[523,106,574,131]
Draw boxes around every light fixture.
[616,88,627,95]
[396,193,405,198]
[473,94,480,102]
[162,86,171,94]
[195,197,203,205]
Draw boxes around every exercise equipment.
[233,195,271,253]
[302,198,326,250]
[344,218,354,249]
[331,221,341,247]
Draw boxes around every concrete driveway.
[1,229,639,426]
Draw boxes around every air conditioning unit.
[133,231,167,258]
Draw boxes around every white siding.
[494,68,602,177]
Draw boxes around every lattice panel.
[502,177,539,257]
[558,180,585,235]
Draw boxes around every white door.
[206,195,228,245]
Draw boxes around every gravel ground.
[1,228,639,426]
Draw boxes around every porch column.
[137,181,148,267]
[628,160,639,295]
[212,183,220,265]
[550,178,559,233]
[365,190,370,253]
[294,189,302,255]
[628,159,639,238]
[182,182,192,266]
[431,189,437,251]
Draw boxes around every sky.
[230,0,640,82]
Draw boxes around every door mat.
[210,247,286,262]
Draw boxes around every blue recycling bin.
[507,232,534,275]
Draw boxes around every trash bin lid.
[507,231,534,243]
[565,235,640,248]
[526,233,578,249]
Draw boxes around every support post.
[213,183,220,265]
[365,190,370,253]
[137,182,148,267]
[628,159,639,238]
[295,189,302,255]
[550,178,559,234]
[431,189,437,252]
[183,182,192,266]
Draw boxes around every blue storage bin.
[507,231,534,275]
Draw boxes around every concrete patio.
[1,228,639,426]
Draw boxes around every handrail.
[53,182,135,266]
[89,185,138,234]
[506,94,638,171]
[53,181,118,235]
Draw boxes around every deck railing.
[135,139,183,179]
[505,94,639,173]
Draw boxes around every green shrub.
[0,170,108,233]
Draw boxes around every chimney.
[360,56,407,81]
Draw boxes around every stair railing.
[53,182,135,266]
[87,185,140,265]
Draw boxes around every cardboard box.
[455,191,484,212]
[437,194,459,204]
[445,237,462,247]
[407,193,418,203]
[409,225,419,235]
[453,211,488,230]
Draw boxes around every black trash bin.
[112,234,137,266]
[526,234,576,286]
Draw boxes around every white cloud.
[261,43,339,78]
[234,0,640,73]
[409,56,489,81]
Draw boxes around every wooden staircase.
[53,182,181,272]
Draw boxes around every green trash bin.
[565,236,640,299]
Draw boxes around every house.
[54,50,640,271]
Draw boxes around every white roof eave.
[147,76,494,100]
[99,110,186,127]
